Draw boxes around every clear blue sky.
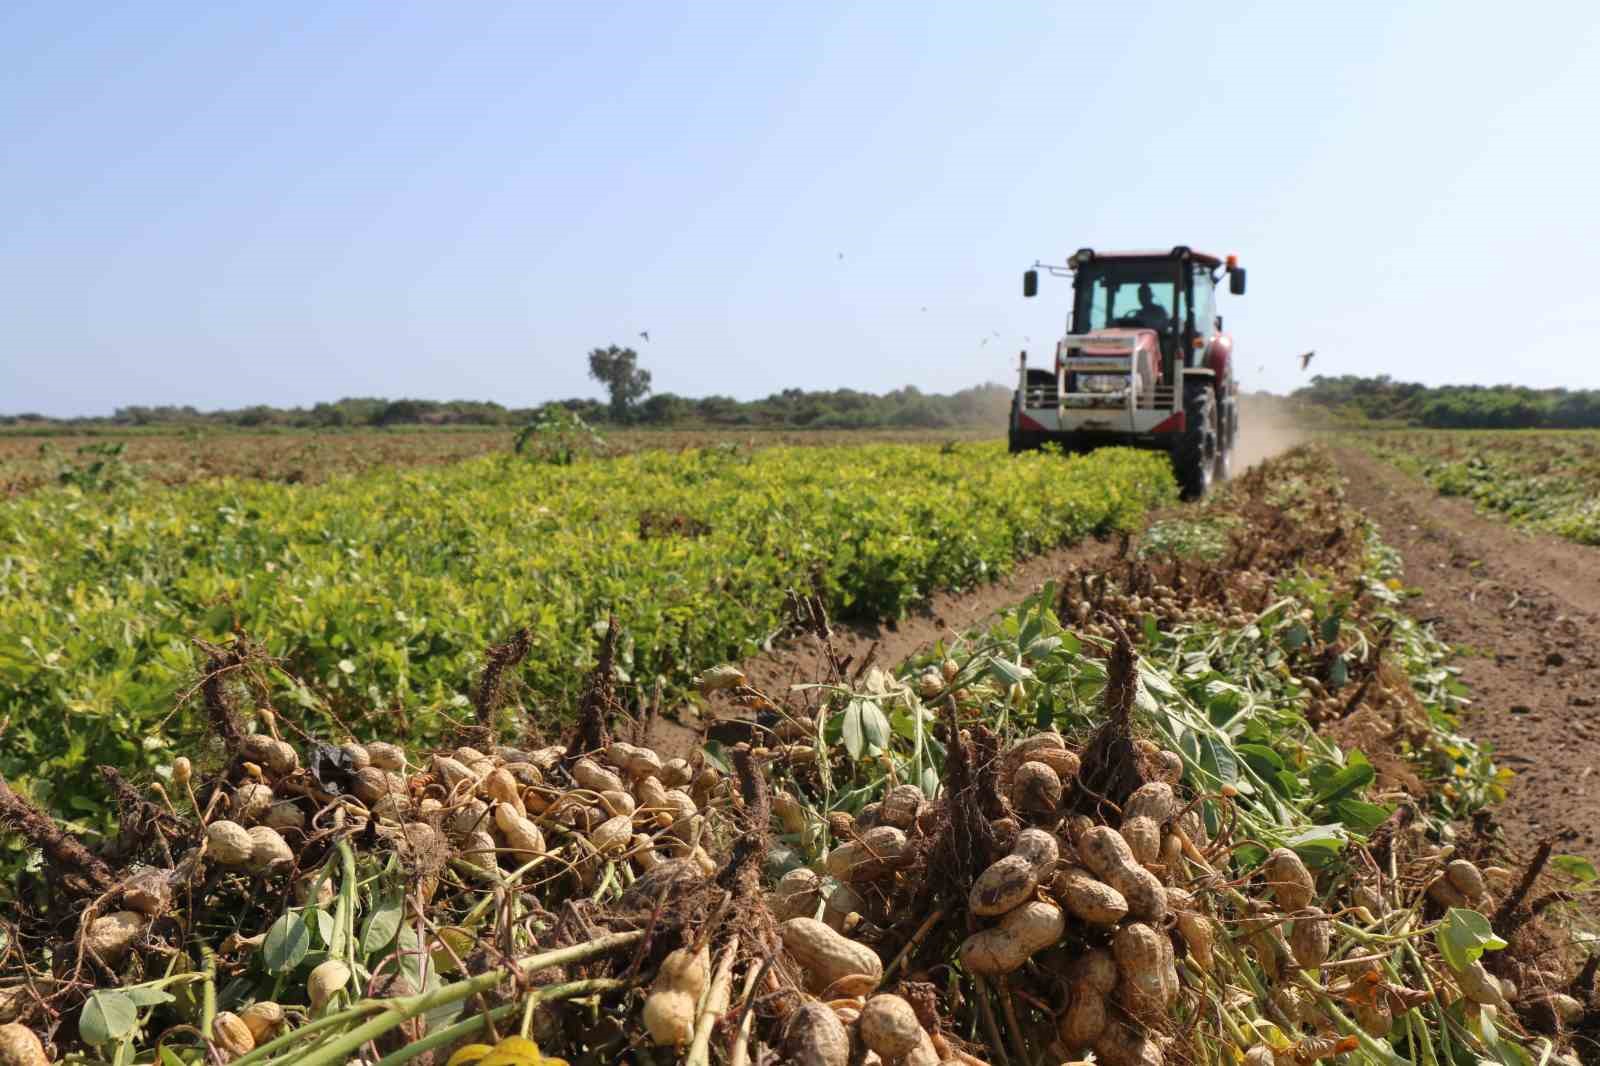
[3,1,1598,417]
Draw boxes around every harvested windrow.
[959,900,1065,976]
[782,1001,850,1066]
[781,917,883,990]
[1052,865,1128,927]
[1263,847,1315,911]
[643,944,710,1046]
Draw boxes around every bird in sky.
[837,252,844,260]
[1299,350,1315,371]
[639,331,650,343]
[980,337,989,347]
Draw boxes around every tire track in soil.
[1332,446,1600,862]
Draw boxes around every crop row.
[1361,429,1600,545]
[0,442,1174,827]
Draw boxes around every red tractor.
[1012,246,1245,499]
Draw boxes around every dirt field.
[1333,446,1600,862]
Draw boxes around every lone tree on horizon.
[588,345,652,422]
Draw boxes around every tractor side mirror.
[1228,267,1247,295]
[1023,270,1038,298]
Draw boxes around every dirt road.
[1333,447,1600,860]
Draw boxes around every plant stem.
[230,929,642,1066]
[685,937,739,1066]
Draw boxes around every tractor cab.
[1013,246,1247,498]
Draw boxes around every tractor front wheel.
[1174,381,1218,500]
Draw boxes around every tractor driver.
[1130,283,1171,330]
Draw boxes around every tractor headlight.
[1077,374,1126,394]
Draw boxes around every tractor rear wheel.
[1174,381,1218,500]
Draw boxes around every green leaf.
[1334,798,1393,833]
[1436,907,1507,973]
[123,986,176,1008]
[1195,734,1238,785]
[1142,613,1159,645]
[1311,750,1374,806]
[263,912,310,974]
[360,890,405,956]
[859,701,890,755]
[840,700,865,761]
[1282,825,1346,863]
[1236,743,1284,772]
[1551,854,1599,884]
[81,989,139,1045]
[159,1047,190,1066]
[987,656,1033,687]
[312,908,336,947]
[1319,612,1342,643]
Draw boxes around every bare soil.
[1332,446,1600,861]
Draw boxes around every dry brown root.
[0,774,116,897]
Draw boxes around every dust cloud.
[1233,395,1310,471]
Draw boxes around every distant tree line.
[1293,375,1600,429]
[1,385,1013,431]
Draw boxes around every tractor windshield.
[1071,261,1180,334]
